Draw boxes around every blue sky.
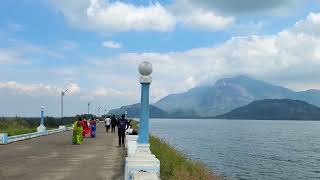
[0,0,320,116]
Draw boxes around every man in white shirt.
[104,117,111,133]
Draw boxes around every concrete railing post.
[0,133,8,144]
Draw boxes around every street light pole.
[98,106,102,117]
[88,101,93,115]
[61,89,68,118]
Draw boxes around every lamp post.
[87,101,93,115]
[137,61,153,144]
[98,106,102,117]
[61,89,68,119]
[37,106,47,134]
[40,106,45,125]
[125,62,160,180]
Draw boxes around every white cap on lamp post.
[139,61,153,83]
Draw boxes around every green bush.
[0,116,77,136]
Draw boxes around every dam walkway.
[0,123,125,180]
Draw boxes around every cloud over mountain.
[184,0,301,14]
[84,12,320,99]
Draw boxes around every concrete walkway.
[0,123,125,180]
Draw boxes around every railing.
[47,127,73,135]
[8,131,43,143]
[0,126,73,144]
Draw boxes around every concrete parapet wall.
[131,172,160,180]
[125,133,160,180]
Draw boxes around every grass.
[0,118,36,136]
[0,128,36,136]
[130,120,220,180]
[0,117,75,136]
[150,136,219,180]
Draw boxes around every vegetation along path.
[0,123,125,180]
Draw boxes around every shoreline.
[130,120,220,179]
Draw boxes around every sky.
[0,0,320,117]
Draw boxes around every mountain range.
[109,76,320,118]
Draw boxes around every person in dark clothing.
[117,114,129,147]
[111,115,117,133]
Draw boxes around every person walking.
[72,117,83,145]
[111,115,117,133]
[90,117,97,138]
[117,114,129,147]
[81,117,89,138]
[104,116,111,133]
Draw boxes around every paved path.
[0,123,125,180]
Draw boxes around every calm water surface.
[150,119,320,180]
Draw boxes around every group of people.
[104,115,117,133]
[72,114,130,147]
[105,114,130,147]
[72,117,97,145]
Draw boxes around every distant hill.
[215,99,320,120]
[111,76,320,118]
[108,103,169,118]
[154,75,296,117]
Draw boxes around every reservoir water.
[150,119,320,180]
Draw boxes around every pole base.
[37,125,47,135]
[125,144,160,180]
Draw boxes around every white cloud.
[180,9,234,31]
[0,81,80,96]
[51,0,176,32]
[3,11,320,116]
[89,87,136,98]
[0,49,28,64]
[171,0,235,31]
[85,12,320,95]
[66,83,81,94]
[50,0,234,32]
[102,40,122,49]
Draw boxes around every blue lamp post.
[40,106,45,125]
[125,62,160,180]
[137,61,153,144]
[37,106,47,134]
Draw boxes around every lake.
[150,119,320,180]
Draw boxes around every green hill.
[215,99,320,120]
[111,76,320,118]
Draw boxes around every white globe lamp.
[138,61,153,76]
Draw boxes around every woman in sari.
[72,117,83,145]
[90,118,97,138]
[81,118,90,137]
